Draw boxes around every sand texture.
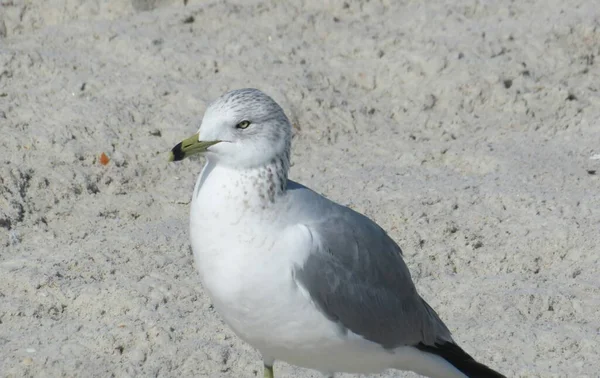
[1,0,599,377]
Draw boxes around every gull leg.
[263,363,274,378]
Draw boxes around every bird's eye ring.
[236,120,251,129]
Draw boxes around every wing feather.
[293,204,452,349]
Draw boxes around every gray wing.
[294,204,453,349]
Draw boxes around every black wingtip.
[416,342,505,378]
[170,141,185,162]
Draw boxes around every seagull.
[168,88,505,378]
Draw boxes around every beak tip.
[169,142,185,162]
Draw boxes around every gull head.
[169,88,291,169]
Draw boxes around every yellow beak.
[168,133,221,162]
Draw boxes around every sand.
[1,0,599,377]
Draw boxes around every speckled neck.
[247,154,289,204]
[195,153,290,212]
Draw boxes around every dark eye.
[236,120,251,129]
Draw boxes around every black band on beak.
[170,142,185,161]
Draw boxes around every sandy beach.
[1,0,599,377]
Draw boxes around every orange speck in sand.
[99,152,110,165]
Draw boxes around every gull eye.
[236,120,251,129]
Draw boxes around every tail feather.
[415,341,505,378]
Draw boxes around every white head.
[169,89,292,171]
